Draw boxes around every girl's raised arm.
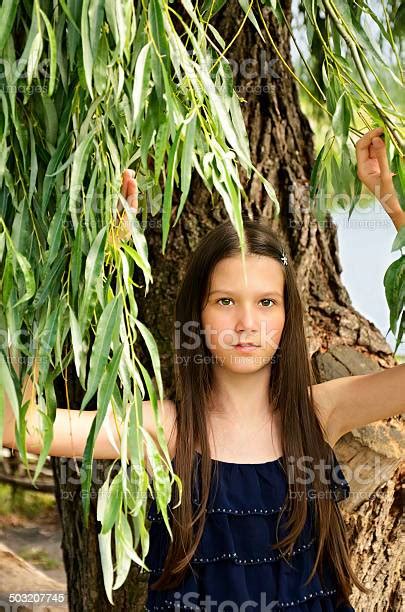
[313,129,405,446]
[2,168,173,460]
[355,126,405,231]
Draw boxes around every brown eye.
[261,299,275,307]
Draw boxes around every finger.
[356,127,384,150]
[120,169,130,198]
[370,137,391,179]
[355,127,384,166]
[127,178,138,211]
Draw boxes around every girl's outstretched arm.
[355,126,405,231]
[312,129,405,447]
[313,364,405,446]
[2,379,175,461]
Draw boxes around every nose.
[235,304,259,333]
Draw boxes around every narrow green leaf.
[348,174,362,220]
[176,114,197,221]
[141,427,173,539]
[78,226,107,331]
[59,0,81,35]
[134,318,163,401]
[200,0,228,18]
[113,512,132,590]
[38,304,60,386]
[121,214,153,293]
[93,30,108,95]
[41,95,58,147]
[393,310,404,354]
[105,0,118,43]
[81,296,122,411]
[32,399,56,483]
[47,194,69,268]
[69,130,96,233]
[101,470,123,533]
[0,351,19,430]
[95,345,124,440]
[32,248,66,310]
[69,306,87,387]
[70,221,83,305]
[392,226,405,252]
[80,413,97,524]
[132,43,151,125]
[332,92,351,142]
[13,251,36,308]
[149,0,170,74]
[154,119,170,183]
[0,0,18,53]
[162,125,182,253]
[81,0,94,97]
[0,385,4,455]
[27,31,43,87]
[97,470,115,604]
[237,0,266,43]
[88,0,105,59]
[194,62,251,169]
[32,375,57,484]
[39,9,57,96]
[392,151,405,211]
[42,137,70,213]
[383,256,404,335]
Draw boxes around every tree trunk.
[50,1,402,610]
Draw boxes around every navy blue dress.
[144,448,355,611]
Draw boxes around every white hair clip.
[280,249,288,266]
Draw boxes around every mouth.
[233,343,260,349]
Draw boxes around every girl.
[3,127,404,611]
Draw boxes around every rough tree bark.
[49,1,403,610]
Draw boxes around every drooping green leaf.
[383,256,404,336]
[392,227,405,252]
[69,130,96,233]
[78,226,108,331]
[81,295,123,411]
[0,0,18,53]
[162,124,182,252]
[101,470,123,534]
[39,9,57,96]
[0,351,19,430]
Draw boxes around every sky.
[331,207,403,355]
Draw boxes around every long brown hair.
[150,216,369,603]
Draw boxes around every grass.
[18,546,61,570]
[0,482,56,521]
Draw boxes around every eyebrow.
[208,289,283,298]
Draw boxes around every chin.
[215,352,274,372]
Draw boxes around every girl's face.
[201,254,286,373]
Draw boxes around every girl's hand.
[355,127,405,231]
[108,169,139,246]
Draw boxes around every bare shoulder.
[309,381,341,448]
